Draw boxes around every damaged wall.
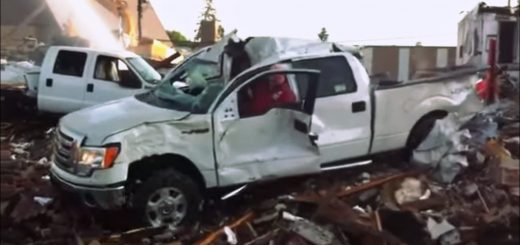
[456,3,519,66]
[0,0,62,52]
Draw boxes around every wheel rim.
[146,187,187,229]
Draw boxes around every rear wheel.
[132,169,201,230]
[406,112,447,158]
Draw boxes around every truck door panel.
[38,50,88,113]
[83,55,145,107]
[213,69,320,186]
[292,55,371,163]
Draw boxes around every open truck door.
[212,69,321,186]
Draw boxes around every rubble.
[1,91,519,244]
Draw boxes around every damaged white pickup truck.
[50,32,484,229]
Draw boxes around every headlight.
[75,145,120,172]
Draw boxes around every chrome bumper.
[50,170,126,209]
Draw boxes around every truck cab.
[28,46,161,114]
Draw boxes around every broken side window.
[52,50,87,77]
[292,56,357,97]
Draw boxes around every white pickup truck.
[49,33,484,230]
[6,46,161,114]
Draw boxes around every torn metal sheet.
[460,113,498,146]
[427,218,455,240]
[437,154,469,183]
[439,230,461,245]
[412,113,475,183]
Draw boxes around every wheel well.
[406,110,448,147]
[127,154,206,191]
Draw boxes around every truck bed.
[369,66,486,153]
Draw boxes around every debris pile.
[0,100,518,244]
[184,100,519,244]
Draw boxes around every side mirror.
[119,71,142,89]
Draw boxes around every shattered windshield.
[143,51,225,113]
[126,57,162,84]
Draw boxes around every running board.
[320,160,372,172]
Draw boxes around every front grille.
[53,130,75,172]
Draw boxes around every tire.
[405,113,447,158]
[132,169,202,230]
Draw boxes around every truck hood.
[60,96,190,144]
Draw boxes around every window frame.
[227,69,320,119]
[52,50,88,77]
[93,55,128,84]
[292,55,358,97]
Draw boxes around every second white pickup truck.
[49,33,485,230]
[21,46,162,114]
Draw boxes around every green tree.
[195,0,219,42]
[167,30,189,43]
[318,27,329,42]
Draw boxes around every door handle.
[46,78,53,87]
[87,83,94,92]
[352,101,366,113]
[309,132,319,146]
[294,119,308,133]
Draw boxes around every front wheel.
[132,169,202,230]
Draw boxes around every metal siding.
[398,48,410,81]
[436,48,449,68]
[362,47,373,75]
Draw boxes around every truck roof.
[48,46,139,58]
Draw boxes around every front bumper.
[50,169,126,210]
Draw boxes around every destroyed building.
[0,0,176,61]
[457,2,519,75]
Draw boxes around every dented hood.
[60,96,190,145]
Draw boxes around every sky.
[150,0,513,46]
